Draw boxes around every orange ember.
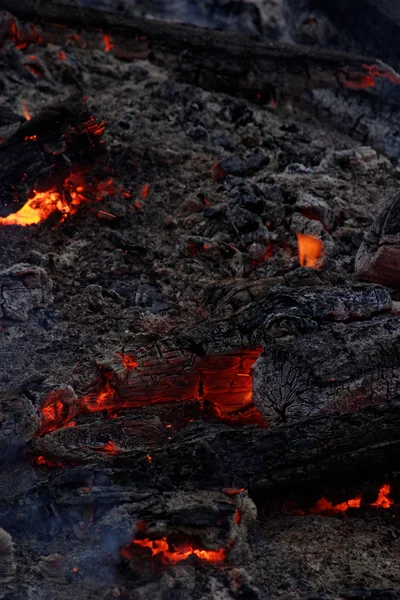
[371,484,394,509]
[104,33,114,52]
[295,484,394,516]
[33,455,65,469]
[22,101,31,121]
[97,440,122,456]
[117,352,138,370]
[140,183,150,200]
[132,537,226,564]
[296,233,323,268]
[37,349,265,436]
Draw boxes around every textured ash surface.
[1,5,400,599]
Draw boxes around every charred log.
[1,0,399,103]
[144,400,400,495]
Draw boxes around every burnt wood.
[143,401,400,495]
[1,0,399,101]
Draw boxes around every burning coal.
[129,536,226,565]
[37,349,265,439]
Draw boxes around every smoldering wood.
[1,0,399,102]
[0,94,104,216]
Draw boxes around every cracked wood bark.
[1,0,399,101]
[252,315,400,424]
[0,94,104,216]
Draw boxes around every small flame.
[132,537,225,564]
[296,233,323,268]
[33,455,65,469]
[22,101,31,121]
[104,33,114,52]
[370,484,394,509]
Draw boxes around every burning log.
[34,553,67,583]
[1,0,400,103]
[0,94,105,219]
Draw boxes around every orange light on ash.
[296,233,323,268]
[104,33,114,52]
[132,537,226,564]
[371,484,394,509]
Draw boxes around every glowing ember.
[32,455,65,469]
[0,174,124,228]
[21,100,31,121]
[291,484,394,516]
[97,440,122,456]
[132,537,226,564]
[104,33,114,52]
[37,349,265,435]
[296,233,323,268]
[140,183,150,200]
[371,484,394,509]
[117,352,138,370]
[308,494,362,515]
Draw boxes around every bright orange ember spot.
[117,352,138,370]
[97,440,122,456]
[296,233,323,268]
[309,494,362,515]
[104,33,114,52]
[371,484,394,509]
[133,537,225,564]
[0,174,124,228]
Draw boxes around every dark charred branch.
[0,94,104,217]
[141,401,400,496]
[1,0,399,101]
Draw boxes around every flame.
[104,33,114,52]
[0,174,124,228]
[132,537,225,564]
[36,349,265,438]
[296,233,323,268]
[22,101,31,121]
[371,484,394,509]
